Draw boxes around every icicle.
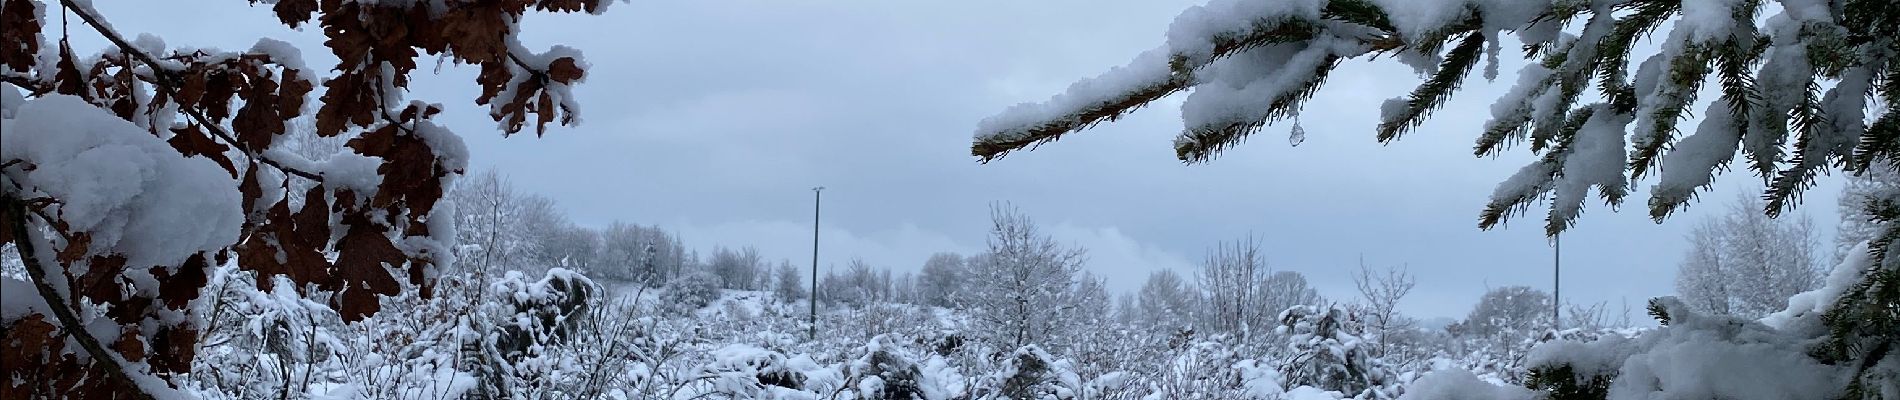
[1484,31,1502,81]
[1289,113,1307,147]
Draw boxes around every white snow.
[1178,36,1365,138]
[1677,0,1744,43]
[0,95,241,268]
[1549,104,1631,226]
[1761,241,1873,329]
[975,47,1175,143]
[1164,0,1324,64]
[1371,0,1468,42]
[0,82,20,119]
[1399,369,1535,400]
[1651,99,1741,210]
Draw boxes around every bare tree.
[448,169,527,276]
[1258,271,1324,320]
[1136,269,1196,332]
[1837,164,1899,264]
[1195,236,1269,335]
[708,246,764,290]
[967,203,1087,349]
[917,252,965,308]
[773,260,806,303]
[1675,194,1825,319]
[1352,258,1416,357]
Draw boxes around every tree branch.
[57,0,322,181]
[3,195,158,400]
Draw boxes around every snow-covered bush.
[1276,305,1398,399]
[980,345,1080,400]
[1408,244,1897,400]
[661,271,723,314]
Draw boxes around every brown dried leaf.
[53,42,86,98]
[278,69,313,118]
[475,61,511,106]
[333,211,404,322]
[168,124,238,178]
[0,0,41,73]
[157,253,211,309]
[76,255,128,306]
[56,232,90,264]
[534,0,602,13]
[240,166,264,213]
[316,71,376,137]
[233,75,283,151]
[200,69,237,123]
[547,57,584,84]
[268,0,317,28]
[293,186,331,247]
[149,325,195,374]
[178,72,207,107]
[432,4,508,62]
[112,329,145,363]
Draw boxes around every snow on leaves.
[0,0,606,396]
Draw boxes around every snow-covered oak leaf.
[238,196,332,293]
[156,253,210,309]
[112,329,145,363]
[429,3,511,61]
[239,166,264,213]
[535,0,604,13]
[0,0,40,73]
[265,0,317,28]
[75,254,129,305]
[348,105,453,220]
[291,186,331,248]
[56,232,91,264]
[315,71,375,137]
[549,57,585,83]
[0,315,60,395]
[166,124,237,177]
[332,211,406,322]
[51,43,84,97]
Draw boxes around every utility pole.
[809,186,824,340]
[1553,233,1561,332]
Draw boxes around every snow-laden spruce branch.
[972,0,1898,237]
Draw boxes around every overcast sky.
[87,1,1848,320]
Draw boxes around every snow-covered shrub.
[493,268,599,357]
[661,271,722,314]
[1511,296,1842,400]
[843,336,930,399]
[975,345,1081,400]
[699,344,807,396]
[1421,245,1896,400]
[1276,305,1398,399]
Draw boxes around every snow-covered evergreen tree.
[969,1,1900,393]
[1276,305,1398,398]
